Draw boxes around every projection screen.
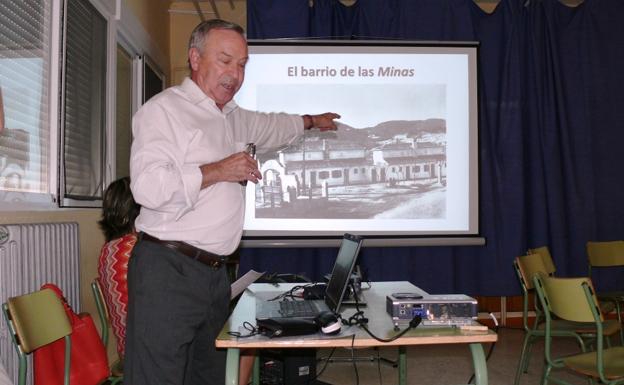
[235,40,482,247]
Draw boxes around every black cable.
[341,282,422,342]
[267,283,315,301]
[361,316,422,343]
[351,334,359,385]
[305,347,337,385]
[313,347,337,379]
[342,309,369,326]
[227,321,261,338]
[340,309,421,343]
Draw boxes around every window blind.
[115,44,133,179]
[61,0,107,204]
[0,0,50,201]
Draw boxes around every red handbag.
[33,283,110,385]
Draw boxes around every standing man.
[126,19,339,385]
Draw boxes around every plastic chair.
[2,288,72,385]
[527,246,557,275]
[534,274,624,385]
[512,252,621,385]
[91,278,124,378]
[513,253,578,385]
[587,240,624,344]
[531,245,617,318]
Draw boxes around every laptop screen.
[324,233,363,312]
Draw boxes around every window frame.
[111,35,142,181]
[0,0,167,210]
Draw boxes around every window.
[354,168,358,174]
[115,44,134,179]
[319,171,329,179]
[0,0,53,205]
[59,0,107,206]
[117,41,160,180]
[143,55,165,104]
[331,170,342,178]
[0,0,165,209]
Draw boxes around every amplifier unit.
[386,293,478,327]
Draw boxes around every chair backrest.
[515,252,550,291]
[586,240,624,268]
[91,278,110,347]
[527,246,557,275]
[3,288,72,354]
[2,288,72,385]
[533,274,602,324]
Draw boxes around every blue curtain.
[239,0,624,296]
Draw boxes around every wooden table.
[216,281,497,385]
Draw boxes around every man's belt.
[141,232,225,269]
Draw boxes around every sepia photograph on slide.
[252,84,447,221]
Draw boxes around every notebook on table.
[255,233,363,321]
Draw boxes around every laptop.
[255,233,363,320]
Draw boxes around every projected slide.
[235,42,479,241]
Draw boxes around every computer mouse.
[315,311,341,335]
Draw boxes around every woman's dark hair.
[98,177,140,242]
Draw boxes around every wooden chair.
[2,288,72,385]
[534,274,624,385]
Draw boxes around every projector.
[386,293,478,327]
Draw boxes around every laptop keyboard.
[279,300,318,317]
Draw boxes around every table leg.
[469,343,488,385]
[398,345,407,385]
[225,348,240,385]
[252,355,260,385]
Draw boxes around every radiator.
[0,222,80,385]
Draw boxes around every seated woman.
[97,176,140,360]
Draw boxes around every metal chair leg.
[514,332,533,385]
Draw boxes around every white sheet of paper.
[231,270,265,299]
